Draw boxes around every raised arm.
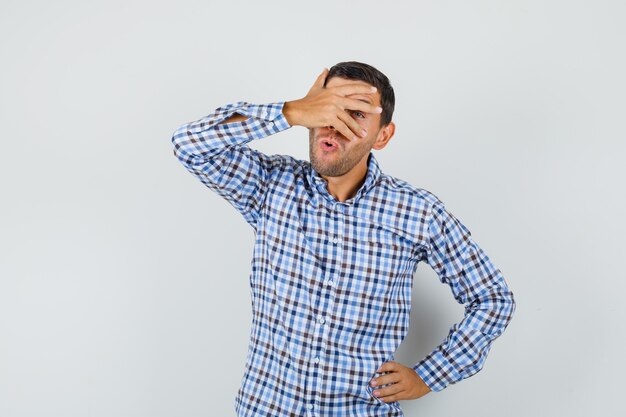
[170,68,384,229]
[412,201,516,392]
[171,101,291,229]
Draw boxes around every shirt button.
[318,317,325,324]
[314,356,320,364]
[306,404,313,410]
[261,110,268,118]
[326,279,334,286]
[331,236,338,244]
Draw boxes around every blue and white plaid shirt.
[171,101,515,417]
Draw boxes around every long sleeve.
[413,201,516,392]
[171,101,292,229]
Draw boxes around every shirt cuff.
[413,350,462,392]
[233,101,292,131]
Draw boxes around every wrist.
[282,100,300,127]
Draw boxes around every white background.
[1,1,624,416]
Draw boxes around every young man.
[171,61,515,417]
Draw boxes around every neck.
[321,153,370,202]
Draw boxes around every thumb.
[312,67,328,89]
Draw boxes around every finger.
[378,390,406,403]
[370,372,402,388]
[336,110,366,140]
[376,360,398,373]
[333,83,378,97]
[341,97,383,114]
[329,115,359,142]
[374,385,405,401]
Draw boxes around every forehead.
[326,76,380,106]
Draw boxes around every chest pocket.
[347,224,412,294]
[365,225,403,250]
[362,223,421,261]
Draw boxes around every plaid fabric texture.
[171,101,516,417]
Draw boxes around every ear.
[372,121,395,150]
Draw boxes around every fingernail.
[376,107,382,113]
[371,379,377,386]
[353,135,359,141]
[371,86,377,92]
[361,129,367,137]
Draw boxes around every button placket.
[306,311,326,415]
[319,204,346,413]
[309,202,344,415]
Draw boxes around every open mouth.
[320,139,339,151]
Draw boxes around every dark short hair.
[324,61,395,128]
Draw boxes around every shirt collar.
[308,151,382,206]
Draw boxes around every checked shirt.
[171,100,516,416]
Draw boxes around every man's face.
[308,76,383,177]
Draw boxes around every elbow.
[508,289,516,318]
[501,275,516,319]
[491,271,516,331]
[495,285,516,336]
[470,281,516,339]
[171,125,194,165]
[171,125,185,159]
